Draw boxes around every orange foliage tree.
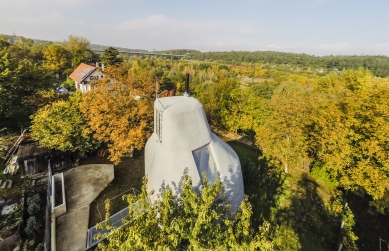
[81,64,155,164]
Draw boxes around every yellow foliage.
[81,64,155,164]
[43,44,70,73]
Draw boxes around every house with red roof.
[69,63,104,93]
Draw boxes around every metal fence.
[86,207,129,249]
[86,188,140,249]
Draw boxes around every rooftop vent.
[184,73,190,97]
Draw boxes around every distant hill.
[89,44,148,54]
[3,34,148,54]
[5,34,51,44]
[157,50,389,77]
[3,35,389,77]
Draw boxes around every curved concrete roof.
[145,96,244,213]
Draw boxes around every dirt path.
[210,125,256,148]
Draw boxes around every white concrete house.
[69,63,104,93]
[145,95,244,213]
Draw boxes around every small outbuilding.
[16,141,72,178]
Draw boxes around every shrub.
[61,78,75,90]
[310,162,338,189]
[24,216,37,237]
[27,194,41,216]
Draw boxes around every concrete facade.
[145,96,244,213]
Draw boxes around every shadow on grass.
[348,193,389,251]
[240,157,285,230]
[227,140,285,230]
[273,174,341,251]
[228,141,350,250]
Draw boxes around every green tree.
[98,174,273,251]
[101,47,123,66]
[0,37,10,50]
[43,44,71,74]
[255,69,389,212]
[31,92,99,155]
[222,88,269,135]
[197,77,240,125]
[27,194,41,216]
[63,35,95,67]
[255,82,313,173]
[0,47,54,127]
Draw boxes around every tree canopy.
[255,69,389,212]
[81,63,155,163]
[63,35,95,68]
[175,50,389,77]
[43,44,71,74]
[0,41,54,127]
[101,47,123,66]
[98,173,273,251]
[31,92,99,154]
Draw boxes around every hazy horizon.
[1,0,388,56]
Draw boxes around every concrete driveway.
[56,164,114,251]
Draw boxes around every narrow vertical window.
[156,109,162,142]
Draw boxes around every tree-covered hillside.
[159,50,389,77]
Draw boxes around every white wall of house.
[74,70,104,93]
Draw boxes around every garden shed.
[16,141,72,178]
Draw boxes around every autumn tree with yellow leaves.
[256,69,389,212]
[81,64,155,164]
[43,44,70,74]
[255,81,314,173]
[311,70,389,212]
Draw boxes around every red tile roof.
[69,63,97,83]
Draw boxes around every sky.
[1,0,388,56]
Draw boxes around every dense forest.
[158,49,389,77]
[1,35,389,250]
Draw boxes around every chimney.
[96,62,99,68]
[184,73,190,97]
